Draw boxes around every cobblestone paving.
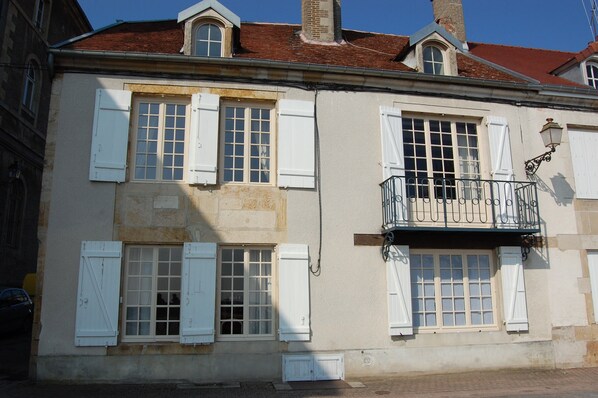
[1,368,598,398]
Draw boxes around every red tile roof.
[468,42,579,87]
[63,20,591,87]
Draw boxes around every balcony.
[380,176,541,248]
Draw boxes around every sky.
[77,0,594,53]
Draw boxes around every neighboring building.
[34,0,598,383]
[0,0,91,288]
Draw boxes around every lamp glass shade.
[539,121,563,149]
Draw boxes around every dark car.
[0,287,33,335]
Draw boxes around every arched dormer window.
[194,23,223,57]
[423,45,444,75]
[586,62,598,89]
[22,60,39,114]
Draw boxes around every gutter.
[48,48,598,105]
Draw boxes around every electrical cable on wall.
[310,89,322,276]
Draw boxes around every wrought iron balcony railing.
[380,176,540,233]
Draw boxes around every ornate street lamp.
[525,118,563,176]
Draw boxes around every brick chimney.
[431,0,466,43]
[301,0,342,44]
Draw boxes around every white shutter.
[380,106,405,180]
[278,244,311,341]
[75,241,122,346]
[188,93,220,185]
[277,100,315,189]
[487,116,517,226]
[180,242,217,344]
[386,245,413,336]
[282,354,344,382]
[313,354,344,381]
[569,130,598,199]
[588,252,598,322]
[89,89,132,182]
[282,355,313,382]
[499,246,529,332]
[380,107,408,226]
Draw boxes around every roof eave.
[48,48,598,106]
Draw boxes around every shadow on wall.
[532,172,574,207]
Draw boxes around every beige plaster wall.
[36,71,598,380]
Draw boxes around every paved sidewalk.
[1,367,598,397]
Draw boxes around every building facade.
[34,0,598,382]
[0,0,90,289]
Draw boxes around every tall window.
[34,0,45,29]
[133,99,188,181]
[218,247,273,339]
[411,251,496,330]
[587,63,598,89]
[123,246,182,342]
[402,116,480,199]
[423,46,444,75]
[194,23,223,57]
[21,61,38,114]
[221,103,273,184]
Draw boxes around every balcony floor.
[383,226,540,249]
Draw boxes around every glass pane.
[425,298,435,311]
[426,313,437,327]
[140,292,151,305]
[139,307,151,321]
[442,298,453,311]
[126,322,137,336]
[126,307,138,321]
[441,283,452,296]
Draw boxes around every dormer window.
[178,0,241,58]
[586,63,598,89]
[194,23,223,57]
[423,45,444,75]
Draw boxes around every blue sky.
[78,0,593,52]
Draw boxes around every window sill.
[108,342,213,356]
[216,335,275,342]
[414,325,500,334]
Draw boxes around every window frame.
[34,0,45,30]
[21,60,38,115]
[219,101,276,186]
[402,114,484,199]
[193,23,224,57]
[410,249,499,333]
[423,45,445,75]
[131,96,190,183]
[586,62,598,89]
[121,245,183,343]
[217,246,276,342]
